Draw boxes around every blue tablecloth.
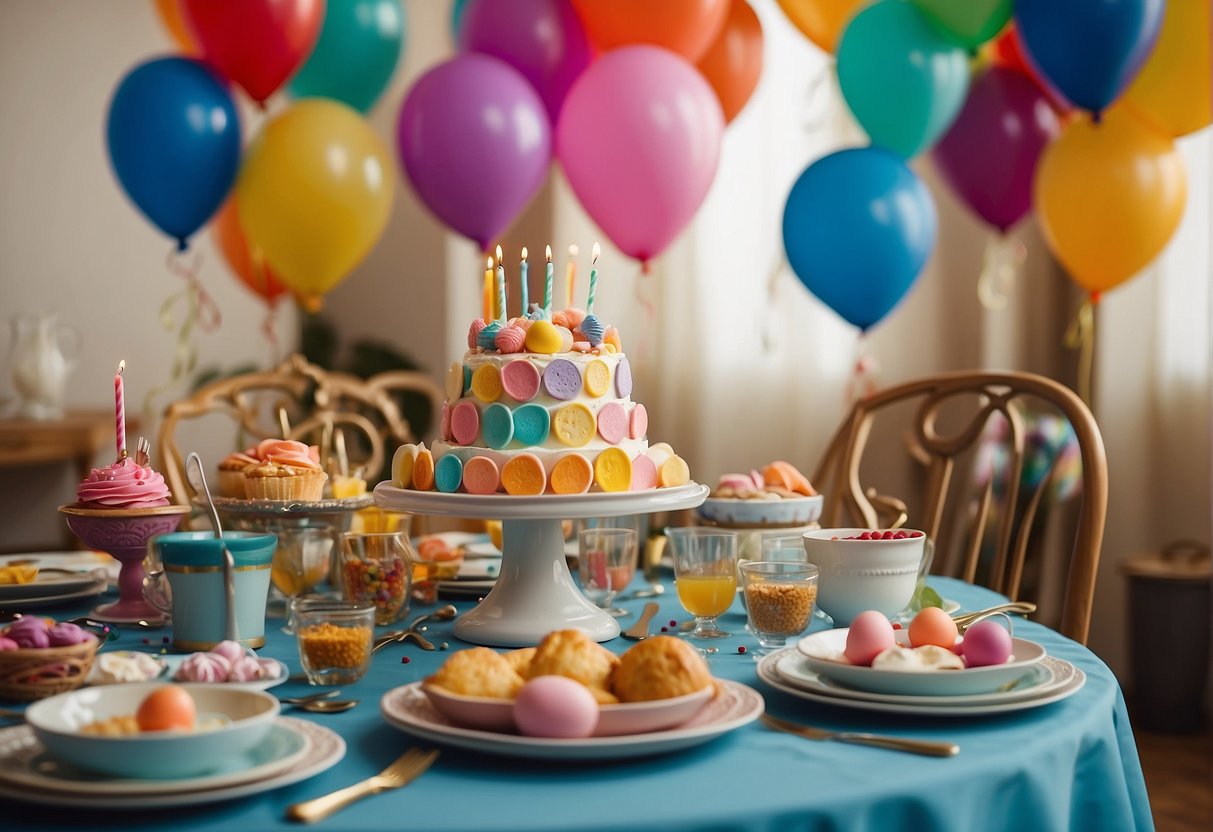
[5,576,1152,832]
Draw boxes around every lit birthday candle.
[544,245,554,318]
[587,243,601,314]
[483,256,493,324]
[495,245,506,322]
[114,360,126,459]
[520,246,529,317]
[566,244,578,308]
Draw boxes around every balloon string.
[801,59,833,134]
[977,234,1027,311]
[164,248,222,334]
[632,264,655,362]
[844,337,879,407]
[261,308,280,362]
[762,256,785,354]
[1062,297,1096,405]
[143,277,201,417]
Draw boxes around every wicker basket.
[0,637,100,702]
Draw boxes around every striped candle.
[587,242,601,314]
[114,360,126,459]
[544,245,553,317]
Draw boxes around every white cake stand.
[373,482,708,647]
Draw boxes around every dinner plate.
[381,679,764,760]
[437,579,497,600]
[0,579,109,609]
[757,651,1085,716]
[0,571,108,601]
[0,717,344,808]
[0,718,309,796]
[797,628,1047,696]
[455,558,501,580]
[774,649,1076,706]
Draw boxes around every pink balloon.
[556,45,723,265]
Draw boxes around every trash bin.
[1121,541,1211,733]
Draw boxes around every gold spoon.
[293,699,359,714]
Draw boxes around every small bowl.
[25,682,279,779]
[802,528,926,626]
[698,495,823,528]
[796,628,1047,696]
[421,683,715,737]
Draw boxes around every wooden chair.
[156,353,442,505]
[811,370,1108,644]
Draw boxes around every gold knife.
[761,714,959,757]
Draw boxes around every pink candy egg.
[513,675,599,738]
[844,610,896,666]
[960,620,1013,667]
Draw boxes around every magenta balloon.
[458,0,592,122]
[397,53,552,251]
[931,67,1060,232]
[557,45,723,264]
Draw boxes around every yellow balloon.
[1123,0,1211,138]
[1034,108,1187,296]
[237,99,395,308]
[776,0,867,53]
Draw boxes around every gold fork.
[285,747,440,823]
[761,714,959,757]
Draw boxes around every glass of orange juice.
[669,528,738,639]
[271,527,334,633]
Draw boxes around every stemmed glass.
[669,528,738,639]
[577,528,638,618]
[270,527,333,633]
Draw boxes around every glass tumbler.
[341,531,412,626]
[740,561,819,653]
[292,597,375,685]
[578,528,638,617]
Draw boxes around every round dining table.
[3,573,1152,832]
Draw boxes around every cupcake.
[243,439,327,501]
[75,456,172,509]
[217,449,258,498]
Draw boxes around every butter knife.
[621,602,660,640]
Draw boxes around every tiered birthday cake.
[394,245,689,496]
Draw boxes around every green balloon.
[911,0,1012,49]
[837,0,969,158]
[289,0,406,113]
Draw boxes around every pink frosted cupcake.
[243,439,327,501]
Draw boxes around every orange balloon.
[571,0,729,62]
[697,0,764,123]
[212,197,289,307]
[775,0,866,54]
[152,0,198,54]
[1034,108,1187,296]
[1122,0,1212,138]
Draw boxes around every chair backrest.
[811,370,1108,644]
[157,353,442,505]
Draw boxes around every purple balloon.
[459,0,592,123]
[931,67,1060,233]
[398,54,552,252]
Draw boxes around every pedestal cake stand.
[373,482,708,647]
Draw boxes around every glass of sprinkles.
[293,597,376,685]
[340,531,413,626]
[739,561,819,654]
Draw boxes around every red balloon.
[183,0,324,105]
[696,0,764,124]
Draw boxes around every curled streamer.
[143,247,223,415]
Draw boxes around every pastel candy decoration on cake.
[398,244,691,495]
[75,456,172,509]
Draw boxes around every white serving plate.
[797,628,1046,696]
[758,650,1084,717]
[0,717,344,808]
[775,650,1076,706]
[382,679,762,760]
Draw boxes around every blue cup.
[144,531,276,651]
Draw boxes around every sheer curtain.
[548,3,1211,677]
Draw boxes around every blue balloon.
[782,148,937,332]
[1014,0,1163,114]
[106,57,241,250]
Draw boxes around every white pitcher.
[9,312,78,420]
